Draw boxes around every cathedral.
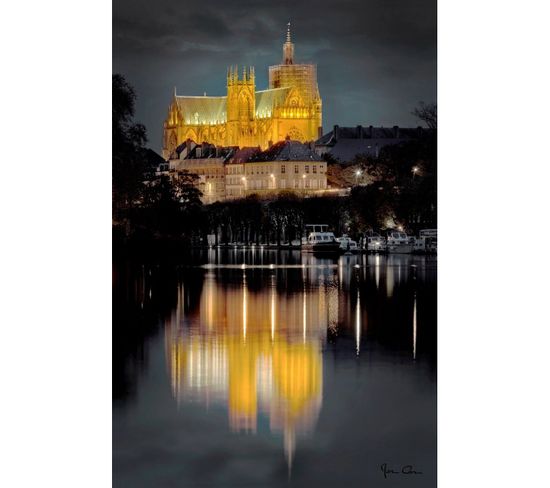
[162,24,323,159]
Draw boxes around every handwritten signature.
[380,463,423,479]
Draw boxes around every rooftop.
[249,139,321,162]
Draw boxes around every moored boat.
[302,224,341,254]
[365,231,387,253]
[386,230,414,253]
[414,229,437,254]
[336,234,359,253]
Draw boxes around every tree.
[412,102,437,130]
[113,74,148,217]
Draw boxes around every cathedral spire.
[283,21,294,65]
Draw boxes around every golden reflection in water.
[166,272,329,467]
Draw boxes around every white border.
[1,1,111,487]
[1,1,549,487]
[439,0,550,486]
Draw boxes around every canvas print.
[113,1,437,486]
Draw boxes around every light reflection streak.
[413,293,417,360]
[375,254,380,289]
[242,271,247,340]
[355,290,361,355]
[271,276,276,341]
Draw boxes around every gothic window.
[239,92,253,122]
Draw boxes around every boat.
[414,229,437,254]
[386,230,414,253]
[301,224,342,254]
[365,231,387,253]
[336,234,359,253]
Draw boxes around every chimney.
[393,125,400,139]
[356,125,363,139]
[333,125,340,141]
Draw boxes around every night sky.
[113,0,436,152]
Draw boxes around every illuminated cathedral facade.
[162,24,322,159]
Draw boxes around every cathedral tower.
[283,22,294,65]
[226,66,256,146]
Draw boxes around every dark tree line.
[113,75,203,244]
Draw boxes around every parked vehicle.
[302,224,341,254]
[386,230,414,253]
[336,235,359,253]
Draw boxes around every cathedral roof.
[175,96,227,124]
[250,139,321,162]
[255,88,290,116]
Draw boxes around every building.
[315,125,431,163]
[162,139,327,203]
[240,139,327,196]
[162,23,322,158]
[168,140,233,204]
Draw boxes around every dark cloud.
[113,0,436,151]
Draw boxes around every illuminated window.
[281,165,286,174]
[294,165,299,174]
[305,165,309,173]
[313,165,317,174]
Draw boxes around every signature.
[380,463,423,479]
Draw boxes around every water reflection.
[113,252,437,487]
[165,269,329,467]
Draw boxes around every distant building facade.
[167,141,232,204]
[162,24,322,158]
[238,139,326,197]
[315,125,431,163]
[164,139,327,203]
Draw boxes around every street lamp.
[412,166,419,179]
[270,173,275,189]
[355,169,362,185]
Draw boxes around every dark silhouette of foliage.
[412,102,437,130]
